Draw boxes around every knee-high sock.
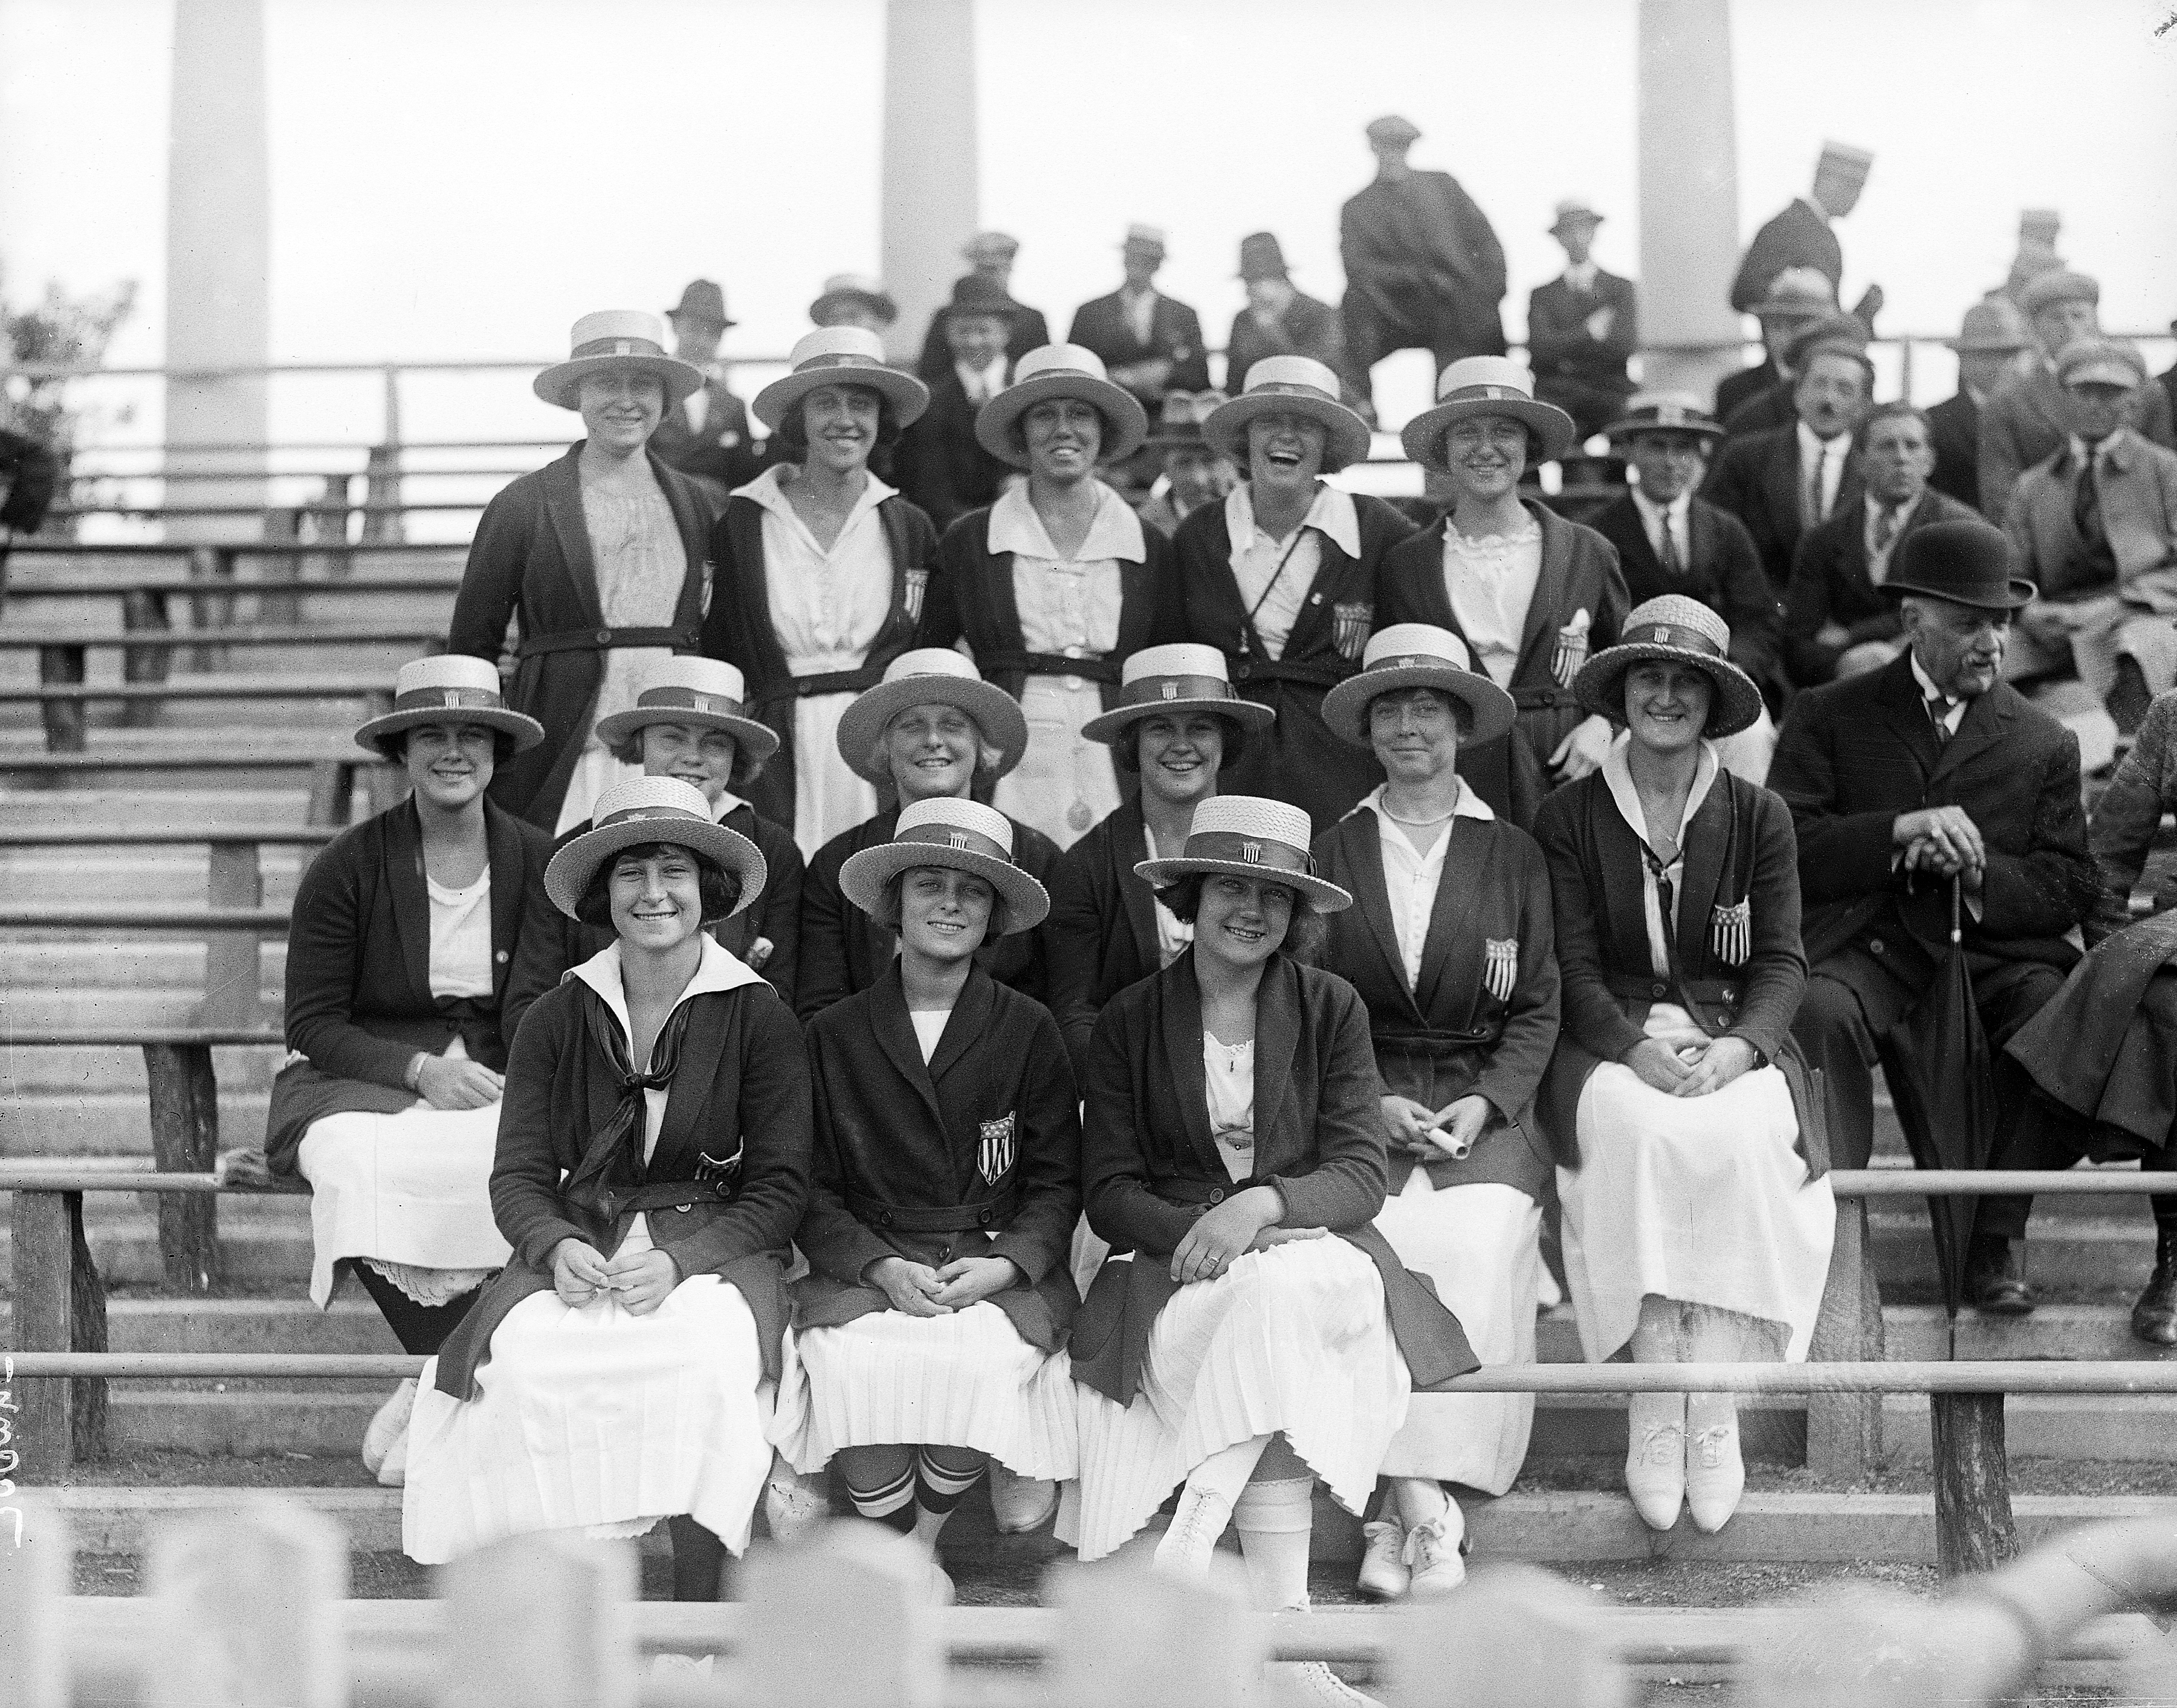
[1155,1434,1273,1576]
[912,1446,987,1547]
[838,1445,917,1535]
[1232,1477,1316,1612]
[665,1515,726,1602]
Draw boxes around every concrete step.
[1883,1394,2177,1463]
[0,1189,311,1287]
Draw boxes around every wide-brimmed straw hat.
[1573,595,1764,739]
[355,656,545,759]
[1401,356,1577,469]
[839,797,1049,934]
[753,327,929,433]
[1205,357,1373,470]
[809,273,899,328]
[833,648,1030,786]
[1081,643,1276,745]
[1603,392,1724,447]
[975,345,1148,467]
[542,777,767,922]
[1880,519,2036,612]
[1134,795,1352,913]
[1321,624,1518,747]
[591,656,780,768]
[534,311,705,412]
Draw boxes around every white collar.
[1866,489,1918,520]
[734,461,896,522]
[1563,261,1599,292]
[954,355,1008,393]
[1120,283,1158,305]
[1224,479,1362,559]
[570,933,766,1048]
[2070,430,2123,468]
[1796,419,1849,463]
[988,479,1147,563]
[1629,485,1690,527]
[1796,194,1831,225]
[1909,647,1959,708]
[1354,778,1494,827]
[1600,729,1719,856]
[710,789,749,823]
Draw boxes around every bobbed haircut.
[1114,710,1249,774]
[1150,872,1329,963]
[575,839,742,930]
[383,725,520,768]
[869,865,1012,940]
[606,722,767,789]
[774,383,905,455]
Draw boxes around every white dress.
[1064,1035,1412,1561]
[399,937,778,1564]
[769,1008,1079,1481]
[739,465,896,859]
[985,482,1142,850]
[295,869,511,1309]
[1555,739,1837,1362]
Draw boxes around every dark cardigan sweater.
[1045,796,1167,1079]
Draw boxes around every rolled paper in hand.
[1427,1126,1472,1162]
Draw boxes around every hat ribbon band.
[1441,384,1532,405]
[570,337,668,361]
[1249,383,1338,406]
[1179,830,1313,876]
[1117,673,1238,710]
[1364,652,1464,676]
[638,688,748,718]
[1622,624,1726,659]
[598,805,709,830]
[895,822,1014,864]
[392,685,506,714]
[795,353,887,376]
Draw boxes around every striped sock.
[843,1461,918,1534]
[914,1446,988,1516]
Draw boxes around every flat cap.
[2056,337,2145,390]
[1367,114,1422,146]
[2017,268,2100,318]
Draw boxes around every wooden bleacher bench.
[0,743,395,823]
[0,623,447,650]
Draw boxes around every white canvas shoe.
[763,1457,830,1544]
[1624,1394,1687,1532]
[1356,1516,1409,1600]
[1684,1400,1746,1533]
[1403,1504,1467,1600]
[1267,1661,1386,1708]
[361,1378,415,1479]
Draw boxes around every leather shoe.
[2132,1231,2177,1346]
[1355,1516,1409,1600]
[1965,1235,2035,1316]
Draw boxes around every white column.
[1635,0,1742,402]
[164,0,270,537]
[879,0,979,366]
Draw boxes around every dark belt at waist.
[1148,1177,1243,1209]
[515,624,699,659]
[1228,656,1345,690]
[597,1178,733,1218]
[978,650,1121,686]
[783,665,884,699]
[1373,1026,1501,1055]
[1603,971,1742,1006]
[847,1189,1020,1233]
[1510,686,1577,713]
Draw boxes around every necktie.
[1803,448,1828,527]
[2073,449,2105,549]
[1925,694,1954,749]
[1657,513,1683,575]
[1874,504,1901,555]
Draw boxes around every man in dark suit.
[1784,402,1980,685]
[1927,299,2033,508]
[1714,267,1836,427]
[1701,321,1872,597]
[1729,141,1883,327]
[0,422,60,594]
[893,276,1020,532]
[1526,198,1637,443]
[1223,231,1358,405]
[1066,225,1211,412]
[914,232,1052,383]
[1770,520,2097,1310]
[647,280,764,499]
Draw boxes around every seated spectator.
[1728,141,1880,326]
[1715,268,1836,428]
[894,277,1023,532]
[915,233,1052,382]
[1527,198,1637,444]
[1701,319,1871,598]
[1928,300,2033,508]
[1225,232,1359,406]
[2003,338,2177,736]
[1588,394,1779,780]
[809,273,898,335]
[1067,225,1212,411]
[775,799,1079,1597]
[1979,270,2177,519]
[1536,598,1832,1536]
[505,656,803,1038]
[1784,401,1980,687]
[1134,391,1237,539]
[1769,520,2097,1315]
[403,779,809,1596]
[264,656,552,1483]
[2001,689,2177,1345]
[1723,308,1872,443]
[649,279,765,500]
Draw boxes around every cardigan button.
[1868,937,1885,956]
[1651,982,1666,998]
[977,1207,994,1226]
[494,949,509,964]
[595,629,612,644]
[1208,1187,1224,1205]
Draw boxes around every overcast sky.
[2,0,2173,464]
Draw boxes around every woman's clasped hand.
[549,1236,682,1315]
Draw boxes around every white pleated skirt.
[771,1300,1078,1480]
[992,677,1119,851]
[1063,1236,1411,1561]
[399,1221,774,1565]
[1373,1177,1540,1493]
[1559,1061,1836,1364]
[296,1099,510,1309]
[791,685,879,862]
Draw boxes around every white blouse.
[910,1009,951,1063]
[987,480,1142,664]
[1599,732,1721,978]
[742,465,898,678]
[1359,781,1495,991]
[1204,1034,1257,1184]
[425,872,493,1000]
[1441,516,1544,688]
[1223,482,1361,661]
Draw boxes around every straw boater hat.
[752,326,930,433]
[1147,390,1229,452]
[1400,355,1577,470]
[355,656,545,759]
[1603,392,1724,448]
[1879,518,2035,611]
[809,273,899,328]
[1573,595,1763,739]
[1081,643,1276,745]
[1321,624,1517,747]
[975,344,1149,467]
[1205,356,1373,470]
[1134,795,1353,913]
[591,656,781,768]
[542,777,767,922]
[833,648,1030,786]
[1748,267,1837,323]
[838,797,1049,934]
[534,311,705,412]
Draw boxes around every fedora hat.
[839,797,1049,934]
[1237,233,1291,282]
[1081,642,1276,745]
[809,273,899,328]
[1205,356,1372,469]
[591,656,781,769]
[1603,392,1723,447]
[1134,795,1353,913]
[833,648,1030,786]
[975,344,1148,467]
[2056,337,2144,392]
[1573,595,1764,739]
[1748,267,1837,322]
[1880,518,2034,612]
[534,311,705,412]
[543,777,767,923]
[1321,623,1518,748]
[355,655,545,759]
[752,327,929,433]
[1548,197,1605,235]
[1782,313,1874,380]
[1401,356,1577,469]
[2017,268,2099,320]
[1951,298,2031,353]
[949,275,1026,320]
[665,279,734,328]
[1146,389,1229,451]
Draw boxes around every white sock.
[1390,1477,1448,1530]
[1154,1434,1272,1577]
[1232,1477,1315,1612]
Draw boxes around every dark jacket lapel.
[1512,504,1574,682]
[1250,957,1302,1177]
[650,453,712,632]
[539,447,606,629]
[651,991,732,1174]
[1930,680,2013,788]
[1675,774,1735,973]
[1336,812,1421,1020]
[383,800,433,1008]
[1873,649,1942,778]
[1761,431,1802,543]
[1157,953,1223,1176]
[1111,802,1163,977]
[484,801,526,1003]
[1415,817,1489,1019]
[927,962,997,1088]
[869,960,949,1134]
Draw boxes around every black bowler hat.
[1881,519,2036,611]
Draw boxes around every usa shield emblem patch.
[904,566,929,623]
[1333,601,1372,662]
[1483,937,1519,1003]
[977,1112,1017,1186]
[1710,899,1752,967]
[694,1145,743,1192]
